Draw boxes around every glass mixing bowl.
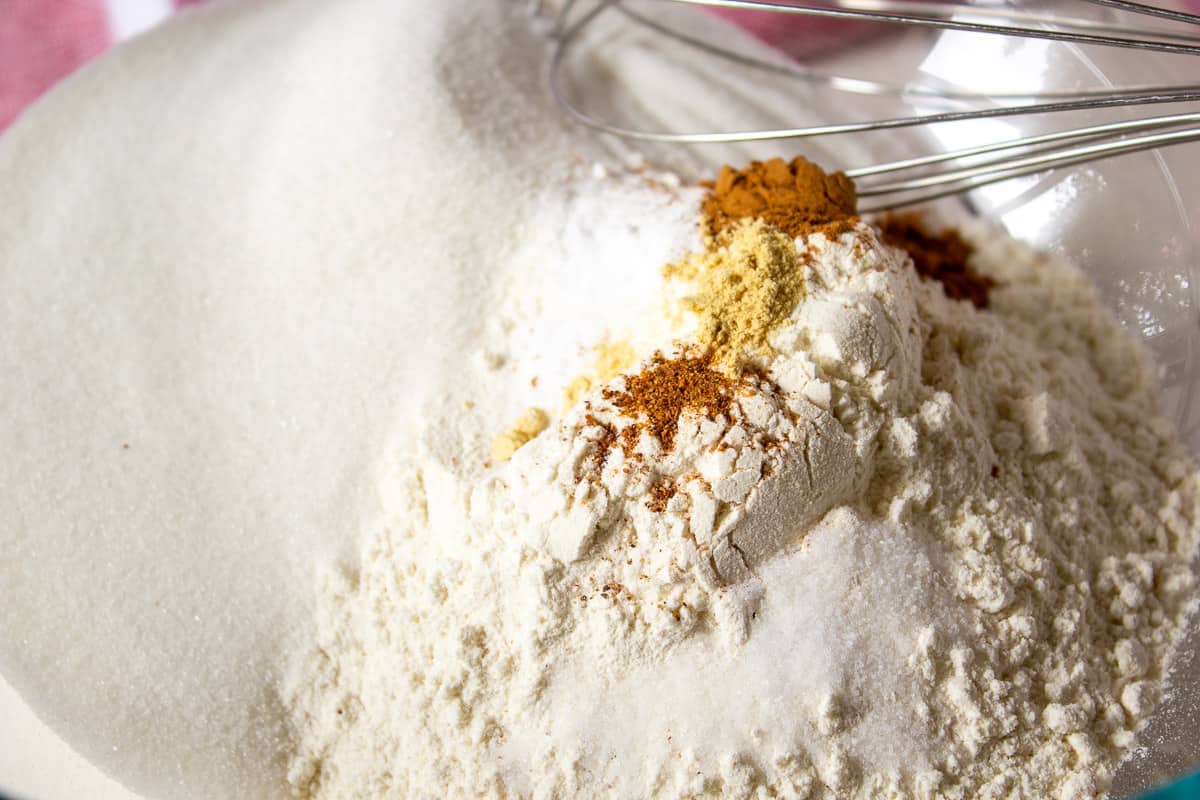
[553,1,1200,795]
[905,20,1200,797]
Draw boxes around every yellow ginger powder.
[490,406,549,461]
[563,338,637,411]
[667,219,805,369]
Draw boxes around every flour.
[285,209,1200,799]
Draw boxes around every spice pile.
[285,158,1200,800]
[878,213,993,308]
[702,156,857,241]
[604,350,736,451]
[668,220,807,368]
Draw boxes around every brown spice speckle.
[877,213,993,308]
[581,414,619,483]
[646,479,678,513]
[605,351,736,452]
[600,582,625,601]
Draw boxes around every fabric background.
[1,0,196,131]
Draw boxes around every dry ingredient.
[702,156,857,241]
[563,338,639,410]
[285,161,1200,800]
[878,213,993,308]
[490,406,551,461]
[604,350,737,451]
[667,219,807,368]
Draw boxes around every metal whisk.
[536,0,1200,209]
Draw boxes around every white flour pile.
[285,189,1200,798]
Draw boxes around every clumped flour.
[285,157,1200,799]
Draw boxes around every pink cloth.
[0,0,111,131]
[707,8,880,60]
[0,0,205,133]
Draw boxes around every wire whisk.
[536,0,1200,209]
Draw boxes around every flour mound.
[284,217,1200,800]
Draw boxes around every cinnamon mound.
[878,213,992,308]
[702,156,857,241]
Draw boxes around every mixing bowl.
[1,2,1197,798]
[553,1,1200,795]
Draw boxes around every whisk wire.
[686,0,1200,53]
[849,110,1200,177]
[612,2,1200,101]
[856,115,1200,210]
[543,0,1200,208]
[828,0,1200,42]
[1080,0,1200,26]
[661,0,1200,54]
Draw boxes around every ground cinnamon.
[604,351,736,451]
[877,214,992,308]
[702,156,857,241]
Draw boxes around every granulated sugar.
[284,200,1200,799]
[519,512,960,798]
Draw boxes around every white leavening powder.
[284,208,1200,799]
